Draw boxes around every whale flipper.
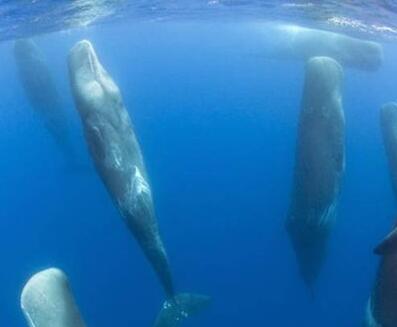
[20,268,86,327]
[154,293,211,327]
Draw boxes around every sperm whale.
[14,39,77,164]
[286,56,345,288]
[21,268,86,327]
[366,221,397,327]
[68,39,210,327]
[380,103,397,202]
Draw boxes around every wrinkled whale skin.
[366,224,397,327]
[286,56,345,287]
[68,40,174,297]
[21,268,85,327]
[262,24,383,71]
[380,103,397,201]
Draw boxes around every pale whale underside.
[286,56,345,287]
[259,24,383,71]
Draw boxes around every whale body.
[380,103,397,201]
[21,268,85,327]
[286,56,345,287]
[260,24,383,71]
[366,223,397,327]
[14,39,76,162]
[68,40,209,326]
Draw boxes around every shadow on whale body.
[68,40,210,326]
[365,222,397,327]
[286,56,345,289]
[258,23,383,71]
[14,39,82,168]
[380,103,397,202]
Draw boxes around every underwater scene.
[2,1,397,327]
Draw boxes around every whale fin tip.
[154,293,211,327]
[374,225,397,256]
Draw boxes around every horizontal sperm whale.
[21,268,86,327]
[68,40,210,326]
[259,24,383,71]
[14,39,76,163]
[286,56,345,288]
[365,222,397,327]
[380,103,397,201]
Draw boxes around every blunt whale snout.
[69,40,120,117]
[69,40,98,76]
[21,268,86,327]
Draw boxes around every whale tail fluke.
[154,293,211,327]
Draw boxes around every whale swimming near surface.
[380,103,397,201]
[14,39,77,164]
[365,222,397,327]
[257,23,383,71]
[286,56,345,288]
[21,268,86,327]
[68,40,210,326]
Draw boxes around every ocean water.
[1,2,397,327]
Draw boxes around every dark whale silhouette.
[68,40,209,326]
[366,222,397,327]
[14,39,78,165]
[286,56,345,288]
[380,102,397,202]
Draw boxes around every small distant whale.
[380,103,397,201]
[14,39,76,163]
[21,268,86,327]
[365,222,397,327]
[68,40,210,326]
[259,24,383,71]
[286,56,345,288]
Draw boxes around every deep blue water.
[1,20,397,327]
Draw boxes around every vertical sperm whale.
[286,56,345,288]
[68,40,209,326]
[380,102,397,201]
[365,222,397,327]
[14,39,76,163]
[21,268,86,327]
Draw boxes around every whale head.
[68,39,121,120]
[21,268,85,327]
